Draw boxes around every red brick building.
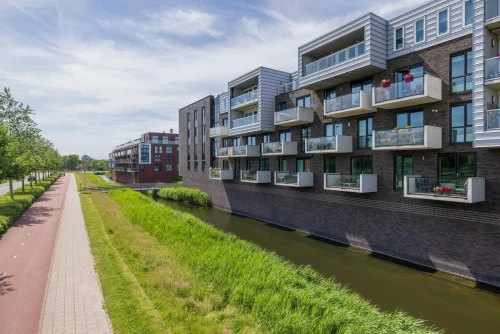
[109,131,179,184]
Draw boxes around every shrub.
[156,187,211,207]
[93,171,105,175]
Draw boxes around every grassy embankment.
[79,185,439,333]
[155,187,211,207]
[0,173,62,234]
[78,172,119,188]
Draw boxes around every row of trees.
[0,88,63,199]
[61,154,108,171]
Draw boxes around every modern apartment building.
[179,0,500,287]
[109,131,179,184]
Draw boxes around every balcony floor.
[405,193,470,203]
[485,78,500,91]
[275,119,313,126]
[231,100,258,111]
[325,106,375,118]
[373,144,434,151]
[373,95,441,109]
[486,16,500,30]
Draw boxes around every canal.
[157,199,500,334]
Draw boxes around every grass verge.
[0,173,62,234]
[101,189,439,333]
[156,187,210,207]
[76,171,118,188]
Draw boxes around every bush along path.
[0,173,62,234]
[84,188,439,334]
[155,187,211,207]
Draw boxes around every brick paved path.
[38,174,111,334]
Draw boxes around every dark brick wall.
[179,36,500,287]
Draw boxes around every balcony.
[241,170,272,183]
[274,107,314,126]
[372,74,442,109]
[485,57,500,90]
[303,41,365,77]
[373,126,442,150]
[209,126,229,138]
[305,136,353,154]
[262,141,297,156]
[486,109,500,130]
[209,168,233,180]
[486,0,500,30]
[216,147,229,158]
[231,114,259,129]
[324,91,375,118]
[126,168,138,173]
[324,174,377,193]
[229,145,260,158]
[230,90,259,110]
[277,81,299,95]
[274,172,313,187]
[404,176,485,203]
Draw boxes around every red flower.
[441,186,453,192]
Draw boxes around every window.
[394,27,404,50]
[325,89,336,100]
[245,159,252,170]
[394,155,413,189]
[301,126,312,152]
[159,146,163,153]
[187,113,190,122]
[152,136,159,144]
[358,117,372,149]
[202,161,206,171]
[202,107,205,119]
[223,139,230,147]
[279,130,291,142]
[278,158,287,172]
[166,154,174,162]
[296,95,311,108]
[194,161,198,171]
[263,133,271,143]
[278,102,287,111]
[155,146,158,153]
[297,158,311,172]
[451,102,473,143]
[222,160,230,170]
[439,153,476,183]
[396,110,424,128]
[163,137,169,144]
[140,144,150,163]
[437,8,449,36]
[222,118,228,126]
[140,165,145,172]
[415,18,425,43]
[324,157,336,173]
[166,164,172,171]
[351,156,373,174]
[194,143,198,160]
[234,160,240,178]
[194,126,198,138]
[232,137,241,147]
[187,161,190,170]
[451,50,473,93]
[175,137,179,144]
[247,135,256,145]
[167,146,172,154]
[194,110,198,120]
[259,159,270,171]
[325,123,342,137]
[463,0,473,27]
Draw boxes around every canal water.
[157,199,500,334]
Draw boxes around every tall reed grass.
[156,187,211,207]
[108,189,438,334]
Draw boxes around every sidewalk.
[38,174,111,334]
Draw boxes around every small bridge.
[80,183,181,193]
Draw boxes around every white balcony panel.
[305,136,353,154]
[324,91,375,118]
[372,126,442,151]
[209,169,233,180]
[485,57,500,90]
[240,170,272,183]
[404,176,485,204]
[274,172,313,187]
[229,145,261,158]
[262,141,297,156]
[324,174,377,193]
[209,126,229,138]
[274,107,314,126]
[372,74,442,109]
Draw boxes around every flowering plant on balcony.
[403,73,414,83]
[496,53,500,57]
[381,78,392,88]
[441,186,453,192]
[433,186,442,192]
[392,127,399,133]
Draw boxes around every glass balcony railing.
[325,174,361,190]
[241,170,258,182]
[374,76,425,103]
[306,137,336,152]
[232,145,247,156]
[487,109,500,130]
[262,142,282,154]
[231,114,259,128]
[406,177,469,199]
[303,41,365,77]
[231,90,259,108]
[217,147,229,156]
[277,81,298,95]
[275,108,299,123]
[275,172,298,185]
[210,168,221,179]
[374,127,424,147]
[486,0,500,21]
[486,57,500,81]
[325,92,361,113]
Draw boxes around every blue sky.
[0,0,426,158]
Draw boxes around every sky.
[0,0,428,159]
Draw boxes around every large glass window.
[451,102,473,143]
[301,126,312,152]
[278,102,287,111]
[324,157,336,173]
[325,89,336,100]
[262,133,271,143]
[245,159,252,170]
[259,159,270,171]
[232,138,241,147]
[438,8,449,35]
[296,95,311,108]
[247,135,257,145]
[451,50,473,93]
[325,122,342,137]
[358,117,372,149]
[279,130,291,142]
[463,0,473,27]
[351,156,373,174]
[396,110,424,128]
[394,155,413,189]
[166,164,172,171]
[140,144,150,163]
[278,158,287,172]
[415,18,425,43]
[439,153,476,185]
[297,158,311,172]
[234,160,240,178]
[222,118,228,126]
[394,27,404,50]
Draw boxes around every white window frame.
[394,26,405,51]
[414,17,426,44]
[436,7,450,36]
[462,0,473,27]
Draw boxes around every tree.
[89,160,108,171]
[63,154,81,170]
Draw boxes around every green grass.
[156,187,210,207]
[104,189,439,334]
[0,173,62,234]
[77,172,119,187]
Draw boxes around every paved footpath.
[0,174,112,334]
